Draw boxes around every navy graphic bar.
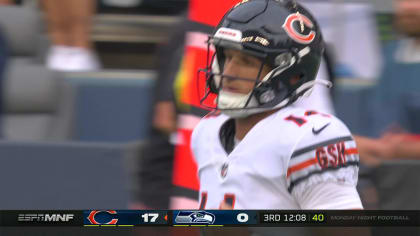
[0,210,419,226]
[83,210,170,226]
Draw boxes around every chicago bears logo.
[87,210,118,225]
[282,12,316,44]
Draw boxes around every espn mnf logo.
[18,213,74,222]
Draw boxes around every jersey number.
[199,192,236,209]
[285,110,330,127]
[285,115,307,127]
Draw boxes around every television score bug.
[0,210,417,227]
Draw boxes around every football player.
[192,0,363,210]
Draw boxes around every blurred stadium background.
[0,0,418,221]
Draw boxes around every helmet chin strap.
[218,90,281,118]
[300,79,332,98]
[217,90,259,118]
[217,79,332,118]
[218,90,254,109]
[316,79,333,88]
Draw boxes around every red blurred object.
[171,0,241,213]
[172,129,200,191]
[188,0,241,26]
[403,134,420,141]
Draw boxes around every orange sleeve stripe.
[345,148,359,155]
[287,158,318,178]
[287,148,359,178]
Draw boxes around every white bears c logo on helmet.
[282,13,316,44]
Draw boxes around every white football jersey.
[191,105,361,209]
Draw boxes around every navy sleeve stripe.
[291,136,353,158]
[287,161,359,193]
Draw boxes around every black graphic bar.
[0,210,419,227]
[0,210,83,226]
[258,210,420,227]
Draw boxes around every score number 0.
[141,213,159,223]
[237,213,249,223]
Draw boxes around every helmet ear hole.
[277,80,291,97]
[289,75,300,86]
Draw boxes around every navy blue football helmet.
[199,0,329,117]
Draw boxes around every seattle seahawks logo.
[282,12,316,44]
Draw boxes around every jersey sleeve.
[298,181,363,209]
[190,113,222,169]
[285,116,362,209]
[190,111,221,161]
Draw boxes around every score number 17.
[141,213,159,223]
